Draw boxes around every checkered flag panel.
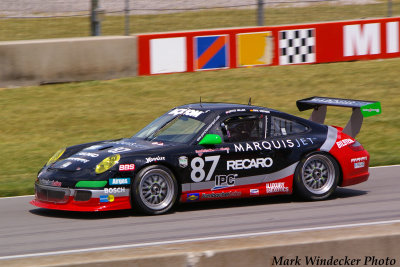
[279,28,316,65]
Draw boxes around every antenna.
[248,97,252,106]
[200,96,203,107]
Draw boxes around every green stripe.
[75,181,107,188]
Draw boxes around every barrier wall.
[137,17,400,75]
[2,222,400,267]
[0,36,137,87]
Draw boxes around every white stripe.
[1,219,400,260]
[320,126,337,152]
[0,195,34,200]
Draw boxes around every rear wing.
[296,96,381,138]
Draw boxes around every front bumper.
[30,183,131,212]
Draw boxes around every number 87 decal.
[191,156,220,182]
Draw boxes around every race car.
[31,96,381,215]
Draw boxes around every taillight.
[349,141,364,151]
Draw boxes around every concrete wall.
[3,222,400,267]
[0,36,137,87]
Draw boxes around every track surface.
[0,166,399,258]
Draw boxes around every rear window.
[270,116,308,137]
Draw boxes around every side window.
[270,116,308,137]
[215,115,264,143]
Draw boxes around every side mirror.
[198,134,222,145]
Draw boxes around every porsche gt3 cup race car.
[31,96,381,215]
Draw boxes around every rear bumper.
[31,184,131,212]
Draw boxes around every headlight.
[46,148,66,166]
[95,154,120,174]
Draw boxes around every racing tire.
[132,165,178,215]
[294,152,339,200]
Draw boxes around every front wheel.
[132,165,178,215]
[294,152,339,200]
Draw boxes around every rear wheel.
[132,165,178,215]
[294,152,339,200]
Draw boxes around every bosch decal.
[104,188,126,194]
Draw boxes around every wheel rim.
[138,169,174,211]
[301,154,335,195]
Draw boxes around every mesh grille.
[35,184,70,203]
[74,190,92,201]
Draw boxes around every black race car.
[31,97,381,214]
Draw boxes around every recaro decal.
[227,157,273,170]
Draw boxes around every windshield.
[134,113,206,144]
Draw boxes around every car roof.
[177,102,272,112]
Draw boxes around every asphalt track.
[0,165,399,259]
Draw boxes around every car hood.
[50,138,168,171]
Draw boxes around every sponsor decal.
[234,138,315,152]
[179,156,188,168]
[169,108,204,118]
[119,164,135,171]
[250,189,259,195]
[84,145,103,151]
[351,156,367,169]
[249,109,270,114]
[109,178,131,185]
[68,157,89,163]
[351,156,367,163]
[100,195,115,203]
[212,174,237,190]
[225,108,246,114]
[145,156,166,163]
[112,141,147,148]
[60,162,72,168]
[354,162,365,169]
[151,142,164,146]
[361,102,382,117]
[104,187,126,194]
[336,138,355,148]
[197,115,221,141]
[227,157,273,170]
[40,179,62,187]
[187,193,199,201]
[108,147,131,154]
[195,147,229,156]
[266,182,289,193]
[310,97,360,106]
[77,152,99,158]
[201,191,241,199]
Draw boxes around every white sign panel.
[150,37,187,74]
